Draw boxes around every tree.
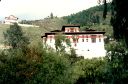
[99,0,128,47]
[106,41,128,83]
[98,0,128,83]
[3,23,29,49]
[55,33,71,53]
[74,58,108,84]
[50,12,54,19]
[0,43,74,84]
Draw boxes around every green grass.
[0,18,66,45]
[0,24,10,44]
[0,24,42,45]
[22,26,42,44]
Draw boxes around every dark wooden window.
[86,38,88,42]
[86,35,88,42]
[99,35,101,42]
[91,35,96,43]
[74,43,77,46]
[73,39,76,43]
[68,29,69,32]
[77,38,79,43]
[70,28,74,32]
[82,39,84,42]
[82,35,84,42]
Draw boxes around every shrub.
[0,43,75,84]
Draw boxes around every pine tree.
[3,23,29,49]
[100,0,128,47]
[50,12,54,19]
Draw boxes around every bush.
[0,43,75,84]
[106,41,128,83]
[74,58,108,84]
[3,23,29,49]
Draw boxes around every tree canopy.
[3,23,29,49]
[63,3,111,26]
[100,0,128,47]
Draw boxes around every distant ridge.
[63,3,111,26]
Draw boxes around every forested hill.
[63,3,111,26]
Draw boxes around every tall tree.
[99,0,128,83]
[100,0,128,47]
[3,23,29,49]
[50,12,54,19]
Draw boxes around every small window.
[99,35,101,42]
[92,38,96,43]
[70,28,74,32]
[77,38,79,43]
[86,38,88,42]
[82,38,84,42]
[74,43,77,46]
[86,35,88,42]
[68,29,69,32]
[82,35,84,42]
[73,39,76,43]
[91,35,96,43]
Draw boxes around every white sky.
[0,0,98,20]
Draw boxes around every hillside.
[0,24,42,45]
[0,18,67,45]
[63,3,113,38]
[0,4,113,45]
[63,3,111,26]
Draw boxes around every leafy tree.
[55,33,66,52]
[63,3,111,26]
[50,12,54,19]
[0,43,75,84]
[98,0,128,83]
[106,41,128,83]
[55,33,71,53]
[74,58,109,84]
[3,23,29,49]
[99,0,128,47]
[54,33,82,64]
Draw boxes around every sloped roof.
[61,24,80,31]
[5,15,18,20]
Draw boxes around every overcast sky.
[0,0,98,20]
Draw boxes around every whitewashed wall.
[44,34,106,59]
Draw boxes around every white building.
[41,25,106,59]
[4,15,18,24]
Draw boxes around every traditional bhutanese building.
[4,15,18,24]
[41,25,106,59]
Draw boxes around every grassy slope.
[0,18,67,45]
[0,24,42,45]
[0,24,10,44]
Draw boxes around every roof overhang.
[41,31,105,38]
